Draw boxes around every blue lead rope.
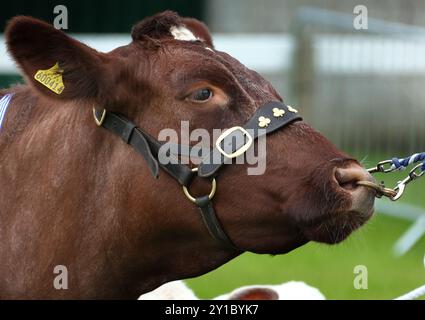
[391,153,425,172]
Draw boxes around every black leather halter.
[93,101,302,250]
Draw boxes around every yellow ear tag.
[34,62,65,95]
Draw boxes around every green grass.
[185,153,425,299]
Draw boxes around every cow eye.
[188,88,213,103]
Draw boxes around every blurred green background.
[1,1,424,300]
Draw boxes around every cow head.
[5,12,375,263]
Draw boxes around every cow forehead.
[163,43,275,100]
[124,33,276,99]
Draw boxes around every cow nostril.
[335,165,373,191]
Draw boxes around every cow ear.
[5,16,111,100]
[229,288,279,300]
[181,17,214,48]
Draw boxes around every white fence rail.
[0,34,292,74]
[4,33,425,75]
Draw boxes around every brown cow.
[0,11,375,299]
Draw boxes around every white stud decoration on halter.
[258,116,271,128]
[287,105,298,113]
[272,108,285,118]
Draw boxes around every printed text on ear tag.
[34,62,65,95]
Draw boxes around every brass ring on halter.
[182,168,217,203]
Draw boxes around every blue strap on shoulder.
[0,93,14,130]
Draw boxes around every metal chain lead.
[367,160,396,174]
[358,153,425,201]
[392,163,424,201]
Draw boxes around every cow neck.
[92,101,302,250]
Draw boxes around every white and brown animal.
[139,281,325,300]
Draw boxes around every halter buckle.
[215,126,253,159]
[93,108,106,126]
